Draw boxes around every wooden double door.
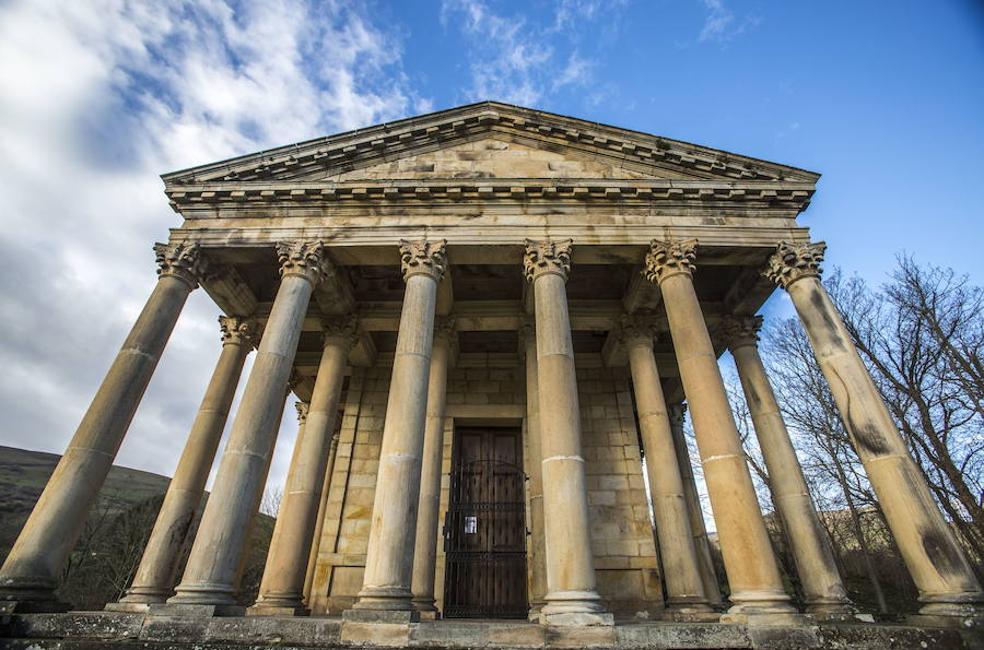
[443,427,528,618]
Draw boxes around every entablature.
[166,178,815,216]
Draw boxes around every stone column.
[520,319,548,621]
[165,241,329,614]
[411,316,455,618]
[250,316,358,616]
[766,241,984,621]
[348,239,447,619]
[644,239,796,622]
[621,317,712,618]
[304,430,340,604]
[109,316,258,611]
[667,404,722,607]
[0,242,205,612]
[524,239,611,627]
[722,315,856,617]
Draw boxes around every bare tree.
[824,262,984,570]
[762,313,895,613]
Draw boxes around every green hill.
[0,446,172,556]
[0,446,274,609]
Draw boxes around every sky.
[0,0,982,498]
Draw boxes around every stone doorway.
[442,426,528,618]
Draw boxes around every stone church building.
[1,102,980,648]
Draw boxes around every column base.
[106,587,171,613]
[0,580,70,614]
[527,603,544,623]
[720,590,804,626]
[246,591,309,617]
[164,582,238,608]
[805,599,872,623]
[540,590,612,626]
[350,586,415,612]
[412,598,440,620]
[0,598,70,615]
[910,595,984,629]
[246,603,310,617]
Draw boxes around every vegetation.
[726,256,983,616]
[0,447,274,609]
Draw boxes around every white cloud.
[440,0,619,107]
[0,0,419,496]
[697,0,759,45]
[552,52,593,92]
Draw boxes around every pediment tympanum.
[162,101,819,188]
[315,136,677,182]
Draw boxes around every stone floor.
[0,612,979,650]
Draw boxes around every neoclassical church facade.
[1,103,980,648]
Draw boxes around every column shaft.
[303,432,339,605]
[525,239,610,626]
[770,243,984,618]
[726,317,853,615]
[668,405,722,607]
[411,324,452,616]
[522,323,548,620]
[112,317,254,609]
[350,239,445,616]
[167,242,326,612]
[625,335,710,614]
[251,325,352,615]
[0,243,202,611]
[647,240,794,619]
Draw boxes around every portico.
[1,102,980,647]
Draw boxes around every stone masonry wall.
[309,355,663,618]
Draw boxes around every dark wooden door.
[443,427,528,618]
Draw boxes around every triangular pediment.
[312,135,688,182]
[162,101,819,187]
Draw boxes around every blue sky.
[0,0,981,492]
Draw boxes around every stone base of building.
[104,601,155,614]
[0,611,979,649]
[245,603,311,617]
[146,602,247,617]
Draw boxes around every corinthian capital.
[276,241,331,287]
[619,314,658,349]
[523,239,573,282]
[399,239,448,282]
[219,316,260,348]
[764,241,826,289]
[668,403,687,429]
[720,315,763,351]
[154,242,207,288]
[643,239,697,285]
[295,401,309,425]
[323,315,359,350]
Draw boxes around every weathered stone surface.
[10,101,977,645]
[4,614,976,649]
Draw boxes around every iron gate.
[443,455,528,618]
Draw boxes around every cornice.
[162,102,820,187]
[166,178,814,213]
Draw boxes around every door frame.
[441,422,529,619]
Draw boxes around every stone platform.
[0,612,977,650]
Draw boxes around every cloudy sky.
[1,0,982,496]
